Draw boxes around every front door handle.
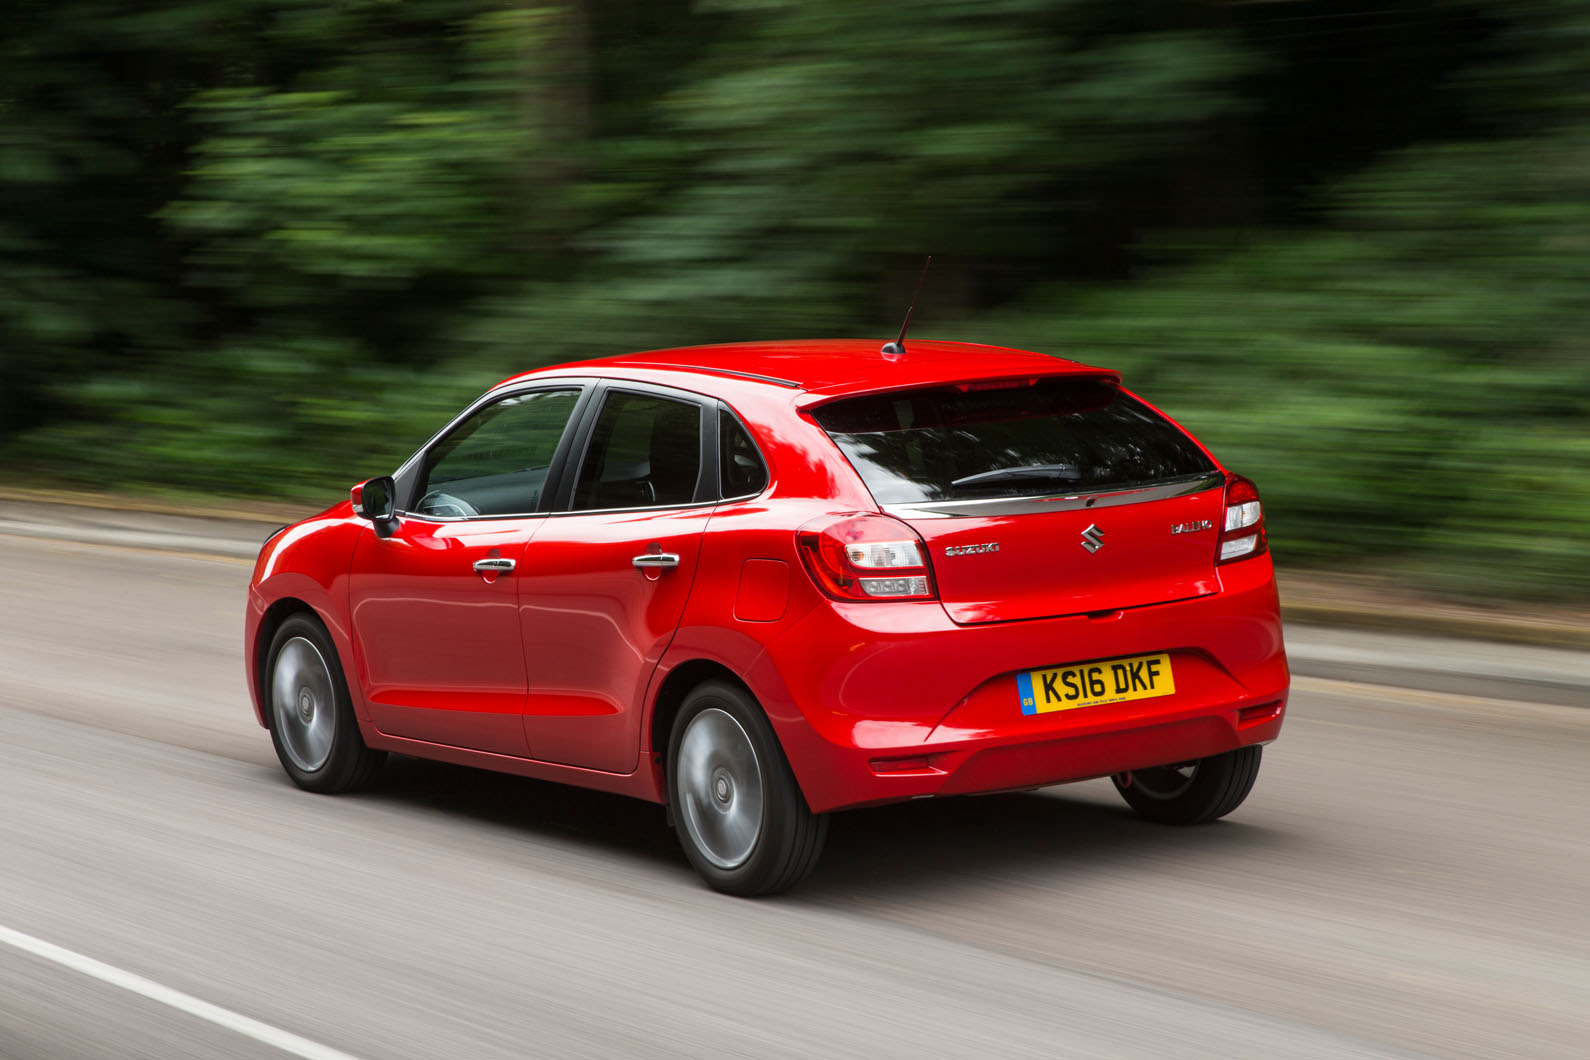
[632,552,681,571]
[472,557,516,574]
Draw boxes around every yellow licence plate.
[1017,653,1175,715]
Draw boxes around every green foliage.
[580,0,1246,324]
[3,0,1587,599]
[970,123,1590,600]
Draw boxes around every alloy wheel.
[675,707,765,869]
[271,635,337,773]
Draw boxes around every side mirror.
[351,476,399,536]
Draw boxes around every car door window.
[416,389,579,517]
[719,409,768,498]
[572,391,702,511]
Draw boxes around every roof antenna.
[880,255,931,359]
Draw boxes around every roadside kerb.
[0,500,279,560]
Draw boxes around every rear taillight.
[1217,473,1268,564]
[797,514,937,601]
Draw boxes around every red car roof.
[499,339,1117,399]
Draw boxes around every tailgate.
[811,373,1225,624]
[894,478,1223,623]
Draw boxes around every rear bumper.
[751,557,1288,814]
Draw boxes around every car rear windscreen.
[812,376,1216,504]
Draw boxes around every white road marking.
[0,923,365,1060]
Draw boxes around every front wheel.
[1112,746,1262,825]
[667,682,826,896]
[266,613,385,794]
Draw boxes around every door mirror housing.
[351,476,399,536]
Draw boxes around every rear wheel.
[1112,746,1261,825]
[667,682,826,896]
[266,613,385,793]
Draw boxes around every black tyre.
[265,613,385,794]
[1112,746,1262,825]
[667,681,827,896]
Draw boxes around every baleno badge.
[1170,519,1213,535]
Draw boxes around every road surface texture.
[0,532,1585,1059]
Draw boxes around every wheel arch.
[644,649,829,817]
[246,511,368,728]
[255,596,318,691]
[647,658,752,781]
[249,596,322,727]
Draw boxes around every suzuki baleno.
[245,340,1289,894]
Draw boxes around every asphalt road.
[1,534,1586,1060]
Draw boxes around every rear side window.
[719,410,769,498]
[571,391,703,510]
[812,376,1215,505]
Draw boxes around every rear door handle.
[632,552,681,570]
[473,557,516,574]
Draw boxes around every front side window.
[416,389,580,517]
[571,391,703,511]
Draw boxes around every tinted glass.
[813,377,1215,505]
[416,389,579,517]
[719,410,768,497]
[572,391,702,510]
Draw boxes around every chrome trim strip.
[882,472,1224,519]
[396,509,536,523]
[549,499,720,517]
[399,498,723,523]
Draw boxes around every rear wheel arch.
[648,659,751,775]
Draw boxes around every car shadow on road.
[801,786,1293,901]
[352,755,683,867]
[334,757,1291,898]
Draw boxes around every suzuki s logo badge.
[944,542,1000,557]
[1080,524,1105,553]
[1171,519,1213,535]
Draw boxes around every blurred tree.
[976,0,1590,599]
[2,0,1585,598]
[581,0,1250,320]
[0,0,233,435]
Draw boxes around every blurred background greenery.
[2,0,1585,600]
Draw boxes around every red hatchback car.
[246,340,1288,894]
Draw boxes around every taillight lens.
[797,514,937,601]
[1217,473,1268,564]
